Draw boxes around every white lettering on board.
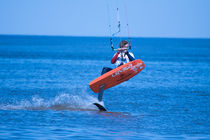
[112,63,143,77]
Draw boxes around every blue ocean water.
[0,35,209,139]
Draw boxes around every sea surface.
[0,35,209,139]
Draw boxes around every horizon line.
[0,34,210,40]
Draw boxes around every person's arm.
[126,52,135,61]
[111,52,119,64]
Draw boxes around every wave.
[0,93,104,111]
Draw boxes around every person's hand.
[124,49,128,54]
[118,48,128,52]
[117,48,124,52]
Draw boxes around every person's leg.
[101,67,113,75]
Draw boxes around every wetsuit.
[111,51,135,67]
[101,51,135,75]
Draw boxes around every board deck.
[89,59,145,93]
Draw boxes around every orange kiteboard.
[89,59,145,93]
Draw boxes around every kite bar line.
[124,4,132,50]
[108,8,121,51]
[111,8,121,37]
[108,6,132,51]
[107,5,115,51]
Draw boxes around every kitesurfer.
[101,40,135,75]
[111,40,135,67]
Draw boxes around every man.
[111,40,135,67]
[101,40,135,75]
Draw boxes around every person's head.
[119,40,129,49]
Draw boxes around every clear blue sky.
[0,0,210,38]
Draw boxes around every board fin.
[93,103,107,111]
[93,85,107,111]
